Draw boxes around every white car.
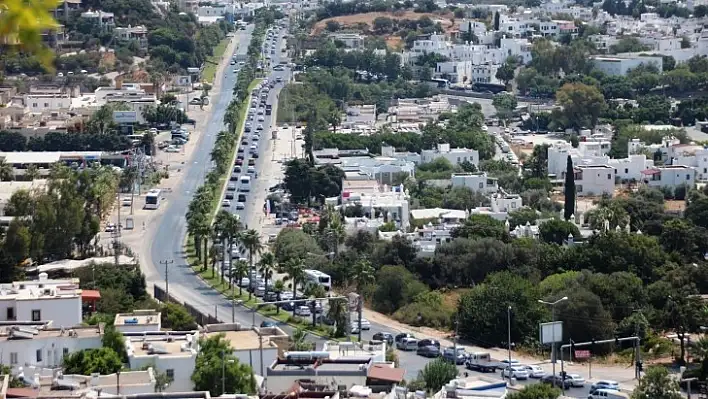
[165,145,180,153]
[522,365,546,378]
[294,306,311,317]
[498,359,520,367]
[247,166,256,174]
[566,373,585,387]
[258,115,265,122]
[352,318,371,330]
[501,366,530,380]
[236,202,245,210]
[121,197,132,207]
[591,380,620,391]
[221,199,231,207]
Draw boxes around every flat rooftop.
[114,310,161,327]
[208,330,278,351]
[128,335,197,357]
[0,277,81,301]
[0,325,102,342]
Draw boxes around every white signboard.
[175,75,191,86]
[539,321,563,344]
[113,111,138,124]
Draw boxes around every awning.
[81,289,101,300]
[641,169,661,175]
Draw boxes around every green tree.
[564,155,575,220]
[419,358,458,392]
[101,324,126,360]
[25,164,40,181]
[327,297,348,337]
[538,219,581,245]
[495,59,516,87]
[630,366,682,399]
[492,93,518,123]
[507,383,561,399]
[241,229,263,300]
[192,334,256,396]
[556,82,605,130]
[289,327,312,351]
[161,302,198,331]
[0,160,14,181]
[372,265,428,314]
[282,257,306,307]
[63,348,122,375]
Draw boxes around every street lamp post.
[507,306,512,382]
[538,296,569,387]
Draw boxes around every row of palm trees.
[0,160,43,182]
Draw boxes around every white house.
[2,324,103,369]
[422,143,480,168]
[266,357,373,394]
[490,193,522,212]
[125,333,199,392]
[608,154,654,182]
[450,172,499,193]
[0,274,82,326]
[574,165,616,196]
[329,33,365,49]
[641,165,696,190]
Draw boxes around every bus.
[304,269,331,292]
[144,189,162,210]
[239,175,251,192]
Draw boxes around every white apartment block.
[451,172,499,194]
[500,38,533,64]
[125,333,198,392]
[0,274,82,326]
[590,55,663,76]
[457,20,487,36]
[422,143,480,168]
[641,165,696,190]
[491,193,523,212]
[609,155,655,182]
[547,141,611,178]
[114,25,149,49]
[16,94,71,113]
[341,181,411,229]
[2,325,103,369]
[575,165,616,196]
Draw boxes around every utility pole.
[114,193,121,266]
[452,313,459,365]
[357,295,363,343]
[507,306,512,382]
[160,259,174,319]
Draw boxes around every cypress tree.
[564,155,575,220]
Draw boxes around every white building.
[422,143,480,168]
[125,332,199,392]
[590,55,664,76]
[330,33,365,49]
[2,324,103,369]
[547,141,612,178]
[451,172,499,193]
[266,357,373,394]
[114,310,161,333]
[491,193,523,212]
[0,274,82,326]
[641,165,696,190]
[609,154,655,182]
[16,94,72,113]
[575,165,616,196]
[341,180,411,229]
[322,340,387,363]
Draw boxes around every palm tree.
[351,258,375,293]
[208,243,219,277]
[327,297,348,337]
[241,229,263,300]
[196,222,212,275]
[693,337,708,379]
[258,252,276,291]
[232,260,249,297]
[0,160,14,181]
[273,280,285,314]
[290,328,311,351]
[282,257,306,314]
[25,164,40,181]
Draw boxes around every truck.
[265,104,272,115]
[465,352,499,373]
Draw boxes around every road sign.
[575,350,591,359]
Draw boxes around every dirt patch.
[312,11,456,41]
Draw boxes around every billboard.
[175,75,191,86]
[539,321,563,344]
[113,111,138,124]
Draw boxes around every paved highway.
[145,23,598,396]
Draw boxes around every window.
[687,174,691,180]
[625,168,629,174]
[63,348,69,356]
[44,103,49,108]
[32,103,38,108]
[31,309,41,321]
[36,349,42,362]
[6,307,14,320]
[10,353,17,365]
[166,369,175,380]
[478,182,484,189]
[607,174,612,180]
[577,185,583,193]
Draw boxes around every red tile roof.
[81,289,101,300]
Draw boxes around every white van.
[397,337,418,351]
[588,389,629,399]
